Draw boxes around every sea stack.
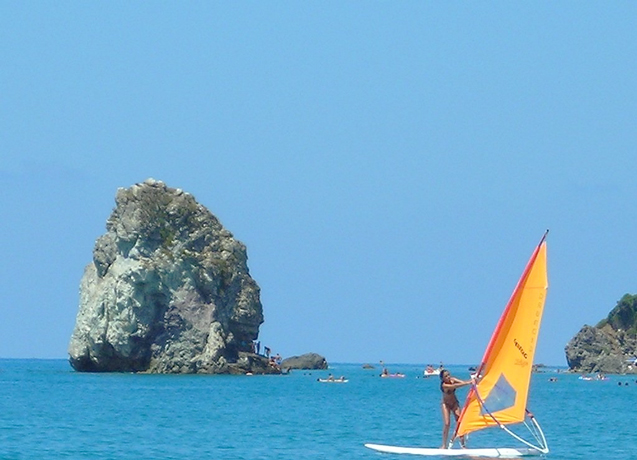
[69,179,277,374]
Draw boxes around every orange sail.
[454,234,548,438]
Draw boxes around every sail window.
[481,373,516,415]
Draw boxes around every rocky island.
[565,293,637,374]
[280,353,328,370]
[68,179,278,374]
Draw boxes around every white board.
[364,443,545,458]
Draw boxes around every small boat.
[380,373,405,378]
[423,367,441,378]
[579,373,608,381]
[379,361,405,378]
[318,374,348,383]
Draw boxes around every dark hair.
[439,369,448,392]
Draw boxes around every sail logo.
[513,339,528,360]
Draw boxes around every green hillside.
[597,293,637,336]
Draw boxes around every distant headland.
[565,293,637,374]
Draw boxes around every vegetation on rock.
[597,293,637,336]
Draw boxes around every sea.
[1,360,635,460]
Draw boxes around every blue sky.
[1,2,636,366]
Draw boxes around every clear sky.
[1,2,636,366]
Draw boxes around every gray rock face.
[565,324,637,374]
[69,179,276,374]
[280,353,328,370]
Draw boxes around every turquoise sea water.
[1,360,635,459]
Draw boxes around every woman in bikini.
[439,369,472,449]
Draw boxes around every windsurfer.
[439,369,472,449]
